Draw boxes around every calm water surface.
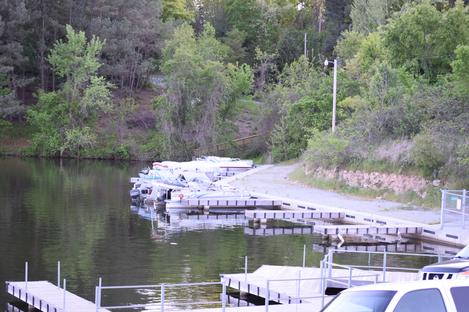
[0,157,328,310]
[0,157,440,311]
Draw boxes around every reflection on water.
[0,158,460,311]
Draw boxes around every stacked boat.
[129,156,255,208]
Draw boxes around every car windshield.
[321,290,397,312]
[455,245,469,259]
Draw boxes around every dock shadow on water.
[0,158,458,311]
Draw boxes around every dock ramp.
[6,281,109,312]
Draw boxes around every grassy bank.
[288,165,441,210]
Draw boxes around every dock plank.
[245,210,344,220]
[313,224,422,236]
[6,281,109,312]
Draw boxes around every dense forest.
[0,0,468,188]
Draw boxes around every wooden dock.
[166,198,282,209]
[185,302,325,312]
[221,265,417,306]
[6,281,109,312]
[186,213,248,221]
[244,210,344,220]
[313,224,422,236]
[244,227,315,236]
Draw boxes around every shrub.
[304,131,351,169]
[411,133,447,178]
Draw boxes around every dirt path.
[231,164,441,224]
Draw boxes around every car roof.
[344,279,469,292]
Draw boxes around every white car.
[320,279,469,312]
[420,245,469,280]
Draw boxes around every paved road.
[231,164,442,225]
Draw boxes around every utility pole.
[324,59,338,133]
[304,32,308,58]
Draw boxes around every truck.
[320,279,469,312]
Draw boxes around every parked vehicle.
[420,245,469,280]
[320,279,469,312]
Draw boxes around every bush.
[304,131,351,169]
[411,133,447,178]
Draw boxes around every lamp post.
[324,59,337,133]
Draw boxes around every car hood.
[421,259,469,273]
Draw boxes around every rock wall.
[305,166,429,197]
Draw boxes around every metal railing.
[440,189,468,229]
[324,249,452,282]
[95,279,227,312]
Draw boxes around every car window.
[450,286,469,312]
[455,245,469,259]
[394,289,447,312]
[321,290,396,312]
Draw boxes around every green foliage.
[451,45,469,96]
[225,0,261,48]
[268,55,360,162]
[304,131,351,168]
[411,132,447,178]
[158,23,252,159]
[223,28,247,64]
[383,2,469,80]
[355,32,387,74]
[350,0,399,34]
[162,0,192,21]
[334,30,365,64]
[28,25,112,157]
[27,91,66,155]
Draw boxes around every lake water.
[0,158,438,311]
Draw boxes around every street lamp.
[324,59,337,133]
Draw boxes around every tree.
[451,45,469,96]
[28,25,112,156]
[156,23,252,159]
[0,0,30,119]
[89,0,169,93]
[383,2,468,80]
[334,30,365,64]
[350,0,400,34]
[162,0,192,21]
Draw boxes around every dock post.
[347,267,352,288]
[382,251,387,282]
[161,284,165,312]
[97,277,102,311]
[440,190,446,229]
[320,260,325,306]
[327,250,333,278]
[265,280,270,312]
[462,189,466,229]
[296,270,302,303]
[302,245,306,268]
[319,260,324,295]
[244,256,248,282]
[63,278,66,312]
[95,286,99,312]
[222,282,226,312]
[24,261,28,292]
[57,261,61,288]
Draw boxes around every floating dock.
[244,210,344,221]
[244,227,315,236]
[166,198,282,209]
[221,265,417,306]
[313,224,422,236]
[5,281,109,312]
[185,302,324,312]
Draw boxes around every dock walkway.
[221,265,417,306]
[185,302,324,312]
[6,281,109,312]
[244,210,344,220]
